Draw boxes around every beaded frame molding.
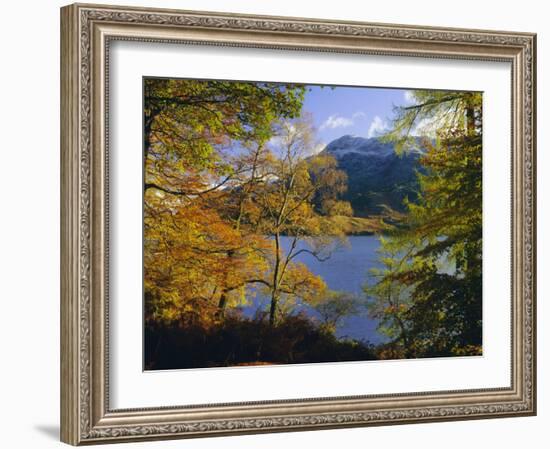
[60,3,536,445]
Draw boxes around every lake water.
[241,235,387,344]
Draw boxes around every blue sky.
[301,85,413,146]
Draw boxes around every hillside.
[322,135,424,217]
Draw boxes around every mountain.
[321,135,423,217]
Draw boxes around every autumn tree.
[308,153,350,216]
[248,117,351,325]
[143,79,306,326]
[144,78,305,197]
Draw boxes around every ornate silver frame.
[60,3,536,445]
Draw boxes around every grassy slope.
[321,215,388,235]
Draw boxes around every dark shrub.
[145,314,377,370]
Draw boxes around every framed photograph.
[60,3,537,445]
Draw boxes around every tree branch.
[144,175,233,196]
[288,248,331,262]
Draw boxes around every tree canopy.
[143,79,349,329]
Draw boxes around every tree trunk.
[269,233,281,326]
[216,250,235,319]
[217,289,229,319]
[465,102,476,135]
[269,293,279,326]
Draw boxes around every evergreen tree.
[366,90,483,357]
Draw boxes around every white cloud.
[268,134,283,149]
[308,142,326,156]
[320,114,354,130]
[319,111,367,131]
[403,90,416,104]
[268,120,325,159]
[411,117,439,137]
[268,122,297,149]
[367,116,388,138]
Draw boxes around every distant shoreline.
[278,215,387,237]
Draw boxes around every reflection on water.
[240,235,387,344]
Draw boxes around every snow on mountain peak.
[323,135,394,159]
